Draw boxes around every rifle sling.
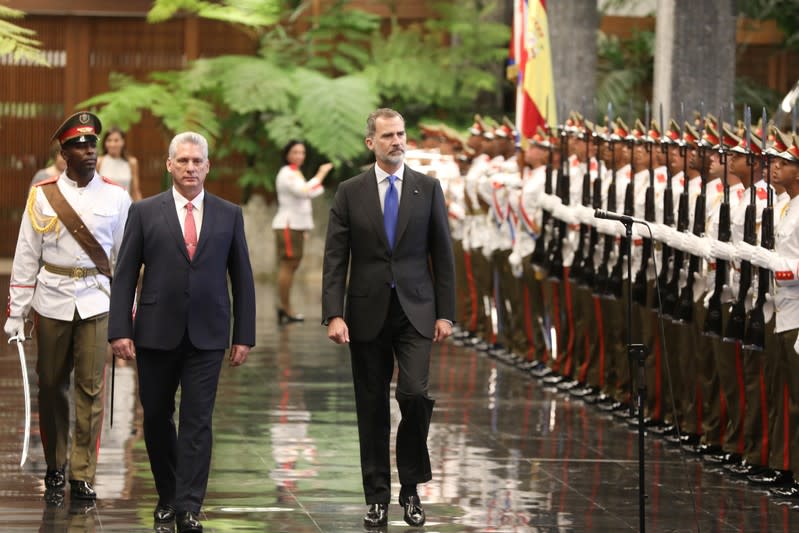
[40,182,112,279]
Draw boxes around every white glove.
[649,223,666,242]
[693,271,708,301]
[4,317,25,341]
[764,292,775,324]
[691,234,712,259]
[709,239,736,261]
[541,194,561,211]
[736,241,757,264]
[750,247,778,270]
[794,331,799,355]
[509,253,523,278]
[562,205,580,225]
[660,225,678,247]
[578,205,594,225]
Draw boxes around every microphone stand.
[621,217,649,533]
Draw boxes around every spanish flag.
[510,0,556,139]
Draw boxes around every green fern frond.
[148,0,280,28]
[0,11,50,66]
[293,71,378,163]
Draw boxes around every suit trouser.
[471,249,494,342]
[492,249,515,350]
[573,286,598,386]
[741,319,775,466]
[768,329,797,472]
[349,291,434,504]
[661,319,686,427]
[521,257,547,362]
[600,296,626,401]
[137,335,224,513]
[452,238,469,327]
[36,312,108,482]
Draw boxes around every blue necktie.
[384,175,399,249]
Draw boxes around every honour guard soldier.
[3,112,131,501]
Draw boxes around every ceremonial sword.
[8,335,31,467]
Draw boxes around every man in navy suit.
[322,108,455,528]
[108,131,255,533]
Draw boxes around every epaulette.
[101,175,125,189]
[34,176,59,187]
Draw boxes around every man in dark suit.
[108,131,255,533]
[322,108,455,528]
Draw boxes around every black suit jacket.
[322,165,455,342]
[108,190,256,351]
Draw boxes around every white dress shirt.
[375,163,405,213]
[173,187,204,239]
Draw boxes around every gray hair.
[168,131,209,160]
[366,108,404,138]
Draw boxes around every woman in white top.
[97,127,141,200]
[272,140,333,324]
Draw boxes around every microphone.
[593,209,647,225]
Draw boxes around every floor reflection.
[0,275,796,531]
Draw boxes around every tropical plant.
[78,0,510,194]
[0,5,49,66]
[595,29,654,123]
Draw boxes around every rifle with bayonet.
[595,103,617,296]
[725,106,757,342]
[633,104,656,306]
[675,105,709,323]
[662,113,689,318]
[703,107,732,337]
[582,123,604,290]
[743,108,774,350]
[531,125,555,268]
[572,116,594,287]
[608,119,635,299]
[655,106,676,311]
[546,118,570,280]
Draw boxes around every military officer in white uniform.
[3,111,131,501]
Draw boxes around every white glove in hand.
[709,239,735,261]
[736,241,756,264]
[764,292,775,324]
[4,316,25,341]
[750,247,778,270]
[691,235,712,259]
[794,331,799,355]
[649,223,666,242]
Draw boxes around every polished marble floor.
[0,274,797,532]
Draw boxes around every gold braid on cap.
[26,187,59,234]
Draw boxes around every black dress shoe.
[649,423,676,436]
[43,489,65,507]
[770,481,799,499]
[705,452,741,465]
[748,469,793,487]
[363,503,388,528]
[44,467,66,490]
[726,461,767,477]
[176,511,203,532]
[155,503,177,522]
[399,494,426,527]
[69,480,96,500]
[696,444,724,456]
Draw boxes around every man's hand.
[110,338,136,361]
[229,344,250,367]
[433,319,452,343]
[327,317,350,344]
[4,316,25,341]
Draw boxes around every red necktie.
[184,202,197,260]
